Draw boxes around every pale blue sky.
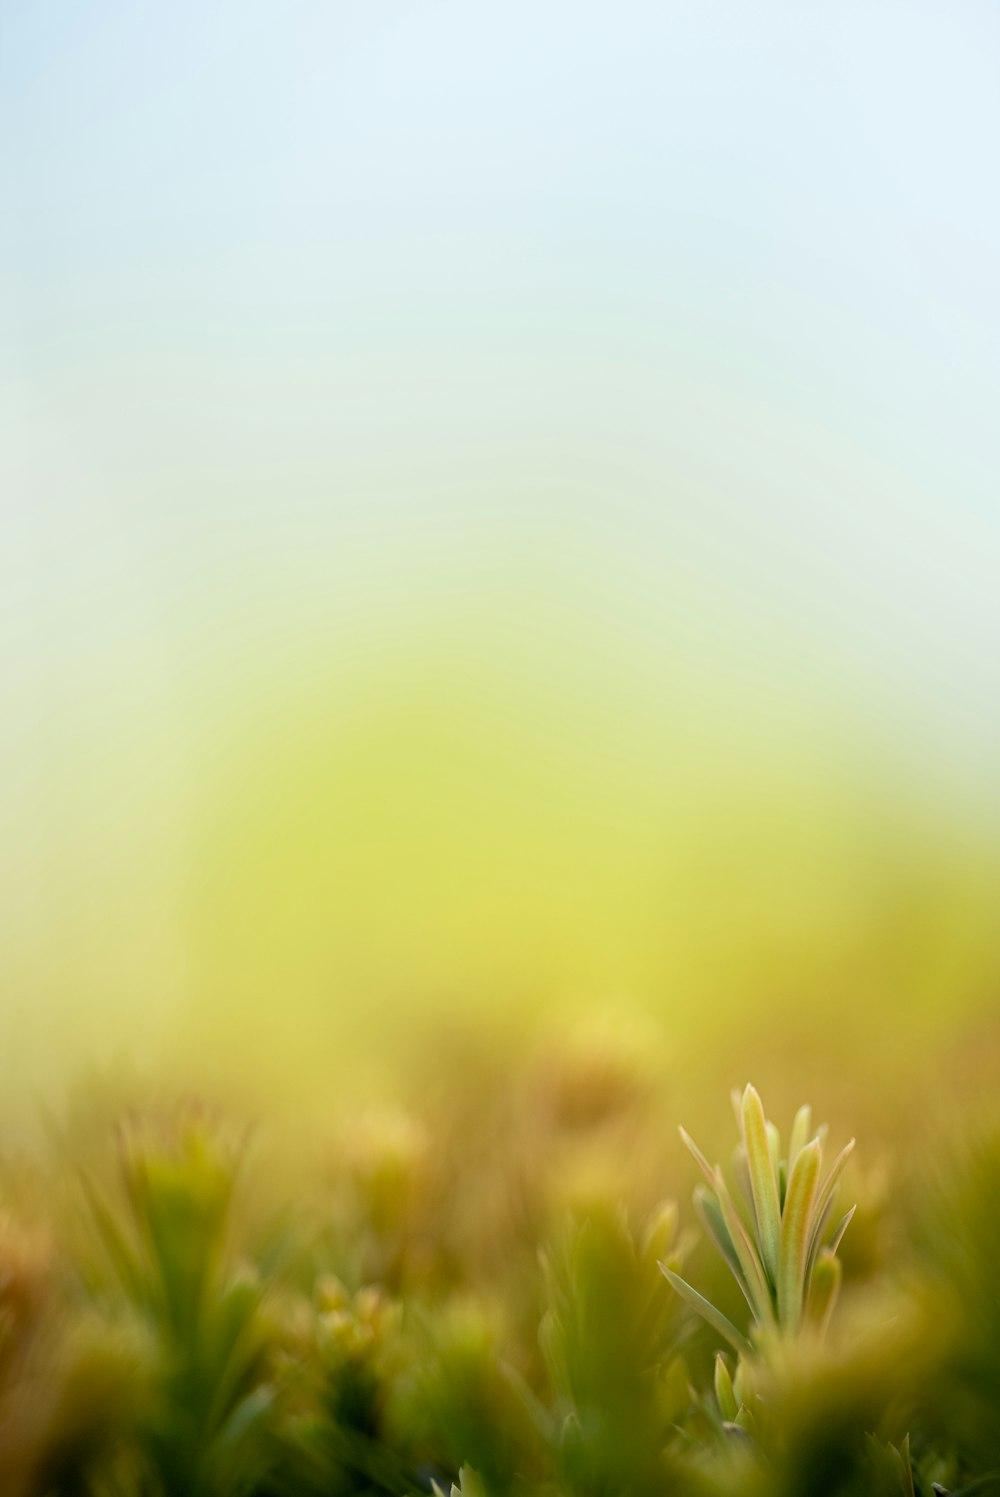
[3,0,1000,796]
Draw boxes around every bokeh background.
[3,0,999,1117]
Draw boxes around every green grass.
[0,1040,998,1497]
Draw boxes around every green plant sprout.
[81,1121,276,1497]
[661,1085,856,1356]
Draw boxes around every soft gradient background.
[2,1,999,1109]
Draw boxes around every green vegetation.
[0,1045,998,1497]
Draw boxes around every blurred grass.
[0,1020,998,1493]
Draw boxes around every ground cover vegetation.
[0,1028,997,1497]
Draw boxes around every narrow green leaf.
[693,1185,743,1284]
[678,1126,718,1190]
[714,1173,775,1326]
[900,1434,916,1497]
[778,1138,821,1329]
[827,1203,856,1256]
[734,1401,757,1437]
[741,1084,781,1283]
[807,1249,841,1338]
[804,1194,835,1285]
[659,1265,752,1356]
[806,1138,855,1271]
[788,1105,812,1171]
[714,1353,738,1422]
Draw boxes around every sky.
[2,1,999,1097]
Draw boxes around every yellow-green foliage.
[0,1048,997,1497]
[665,1087,856,1352]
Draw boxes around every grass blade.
[714,1353,738,1422]
[778,1138,821,1329]
[741,1085,781,1283]
[714,1173,775,1326]
[659,1265,753,1356]
[788,1105,812,1171]
[806,1138,855,1270]
[807,1249,841,1338]
[679,1126,718,1190]
[693,1185,743,1283]
[827,1203,856,1256]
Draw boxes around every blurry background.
[2,0,999,1114]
